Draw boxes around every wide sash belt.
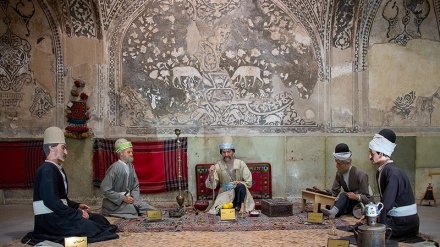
[387,203,417,217]
[221,182,235,191]
[33,199,67,215]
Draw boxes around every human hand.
[78,203,90,211]
[81,209,89,219]
[232,181,240,186]
[359,215,366,224]
[346,192,357,200]
[312,186,320,191]
[208,165,215,179]
[124,195,134,204]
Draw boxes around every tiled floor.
[0,204,34,245]
[0,201,439,246]
[418,201,440,241]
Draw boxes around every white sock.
[330,206,339,215]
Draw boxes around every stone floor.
[0,200,439,247]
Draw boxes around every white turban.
[220,143,234,150]
[219,136,234,150]
[369,134,396,156]
[333,151,352,161]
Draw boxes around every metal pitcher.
[352,223,392,247]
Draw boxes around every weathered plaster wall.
[0,0,57,135]
[368,40,440,127]
[415,136,440,202]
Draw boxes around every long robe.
[328,166,373,215]
[21,161,118,245]
[330,166,372,204]
[205,158,255,214]
[100,160,156,218]
[377,162,419,238]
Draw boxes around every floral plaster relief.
[115,0,321,134]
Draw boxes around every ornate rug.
[114,210,349,233]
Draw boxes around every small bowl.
[249,210,260,217]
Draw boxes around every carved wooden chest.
[261,198,293,217]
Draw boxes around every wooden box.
[261,198,293,217]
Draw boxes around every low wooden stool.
[301,190,336,213]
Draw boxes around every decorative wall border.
[435,0,440,37]
[354,0,381,72]
[99,0,131,30]
[279,0,326,82]
[126,125,324,135]
[40,0,65,126]
[106,0,147,127]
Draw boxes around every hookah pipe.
[175,129,185,209]
[173,129,197,214]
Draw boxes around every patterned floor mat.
[114,209,349,233]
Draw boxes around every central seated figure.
[194,137,271,213]
[195,162,271,211]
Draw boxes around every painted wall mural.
[366,0,440,129]
[389,87,440,126]
[98,0,131,31]
[2,0,439,137]
[0,1,35,120]
[0,0,63,135]
[112,0,323,135]
[382,0,430,45]
[356,0,438,71]
[332,0,355,50]
[55,0,101,38]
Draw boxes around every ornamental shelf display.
[65,79,90,139]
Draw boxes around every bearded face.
[221,149,234,163]
[51,143,67,163]
[119,148,134,163]
[335,160,350,174]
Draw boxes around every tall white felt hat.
[44,126,66,144]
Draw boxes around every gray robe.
[330,165,372,204]
[100,160,156,218]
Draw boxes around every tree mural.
[115,0,321,133]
